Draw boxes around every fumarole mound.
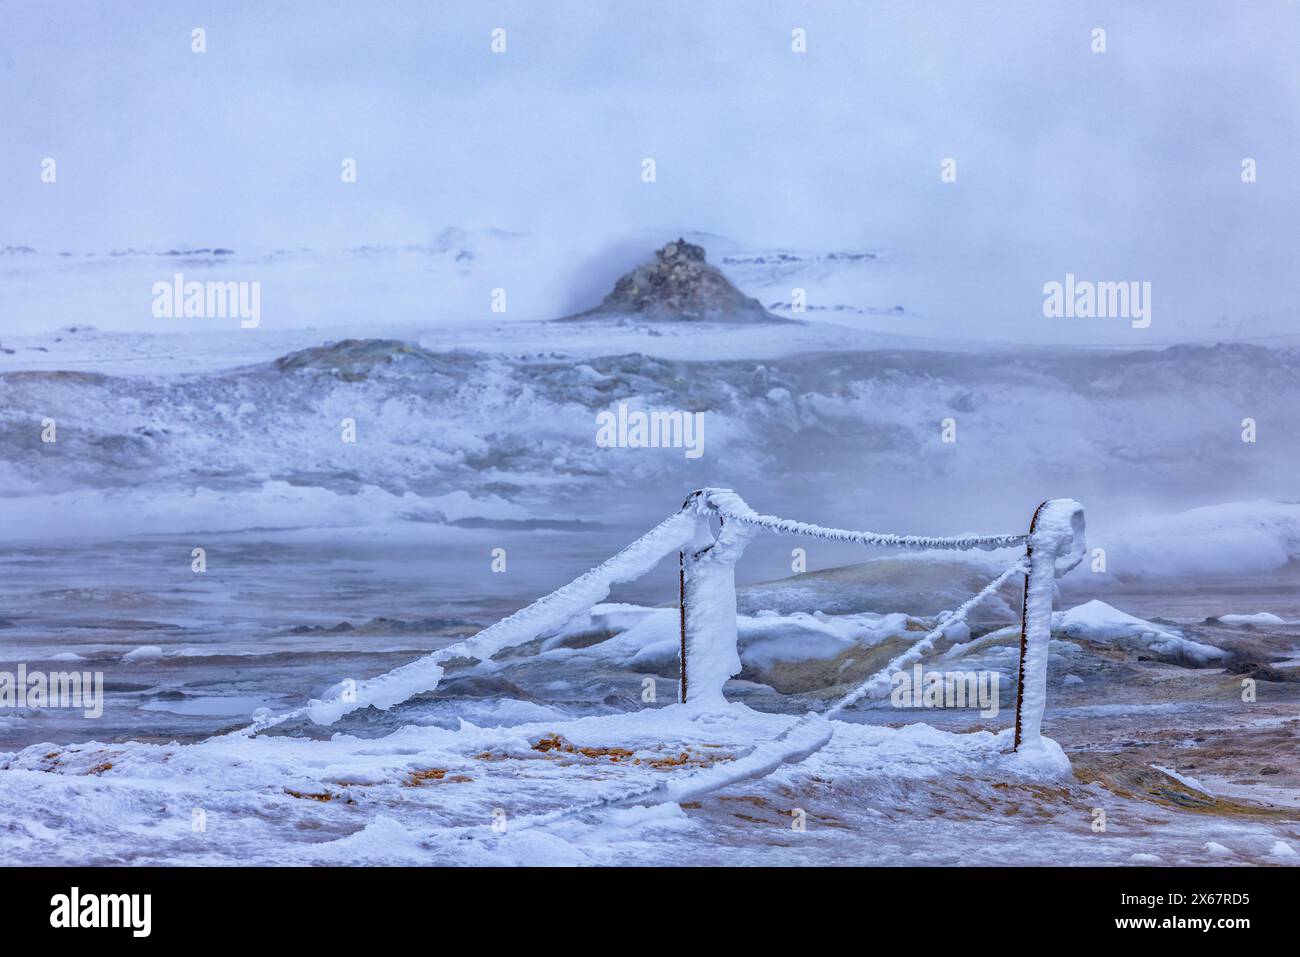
[567,238,788,323]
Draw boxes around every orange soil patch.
[403,768,474,787]
[405,768,448,785]
[531,733,635,763]
[644,750,718,770]
[284,788,333,802]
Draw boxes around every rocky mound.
[273,339,473,381]
[567,238,786,323]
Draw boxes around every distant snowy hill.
[1,324,1299,587]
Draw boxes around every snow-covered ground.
[2,564,1298,866]
[5,702,1276,868]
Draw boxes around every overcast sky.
[1,1,1296,340]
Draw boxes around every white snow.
[1101,501,1300,581]
[542,602,916,676]
[1217,612,1291,625]
[1055,600,1227,664]
[0,701,1083,866]
[1152,765,1214,796]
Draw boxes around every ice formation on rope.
[694,488,1029,552]
[304,508,702,726]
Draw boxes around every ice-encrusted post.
[1013,498,1086,751]
[679,490,758,706]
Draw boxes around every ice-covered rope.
[218,508,700,738]
[695,488,1027,552]
[823,556,1027,719]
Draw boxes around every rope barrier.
[224,488,1032,740]
[211,487,1077,846]
[437,553,1029,840]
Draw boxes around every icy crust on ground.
[0,703,1079,867]
[1055,600,1228,665]
[5,702,1292,867]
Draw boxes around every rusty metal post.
[1013,501,1047,751]
[678,549,688,703]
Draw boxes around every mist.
[1,0,1296,343]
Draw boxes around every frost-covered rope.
[823,556,1027,719]
[694,488,1027,552]
[218,508,700,738]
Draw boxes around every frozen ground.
[1,550,1297,866]
[0,702,1290,867]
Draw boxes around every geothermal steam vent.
[569,238,787,323]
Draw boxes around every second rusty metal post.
[1013,501,1047,751]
